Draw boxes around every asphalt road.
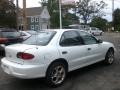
[0,33,120,90]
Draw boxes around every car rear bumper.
[1,58,48,79]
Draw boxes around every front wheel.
[104,49,114,65]
[45,62,67,87]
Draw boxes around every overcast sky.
[14,0,120,21]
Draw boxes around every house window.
[31,17,34,22]
[35,17,39,22]
[31,25,34,30]
[35,25,39,30]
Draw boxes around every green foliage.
[62,13,79,26]
[77,0,107,24]
[90,16,107,31]
[113,8,120,31]
[41,0,79,28]
[47,0,59,28]
[0,0,16,28]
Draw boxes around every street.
[0,33,120,90]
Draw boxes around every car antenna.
[35,30,38,49]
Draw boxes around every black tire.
[45,62,67,87]
[104,49,114,65]
[100,32,102,36]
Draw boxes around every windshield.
[23,31,56,46]
[2,31,21,38]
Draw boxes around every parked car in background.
[0,30,23,54]
[1,29,115,87]
[85,27,103,36]
[20,30,37,40]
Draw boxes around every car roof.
[0,28,17,32]
[42,29,85,32]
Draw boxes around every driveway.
[0,33,120,90]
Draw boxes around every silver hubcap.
[108,51,114,64]
[51,66,65,85]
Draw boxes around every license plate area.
[2,64,10,74]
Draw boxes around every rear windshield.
[23,31,56,46]
[1,31,21,38]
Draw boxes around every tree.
[62,13,79,26]
[77,0,107,24]
[90,16,107,31]
[41,0,79,28]
[113,8,120,31]
[40,0,47,6]
[0,0,16,28]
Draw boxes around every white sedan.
[86,27,103,36]
[1,29,115,87]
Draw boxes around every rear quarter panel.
[23,46,60,66]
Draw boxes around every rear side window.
[60,31,83,46]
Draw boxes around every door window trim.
[59,30,84,47]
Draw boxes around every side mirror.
[97,39,103,43]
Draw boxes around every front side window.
[60,31,83,46]
[78,31,97,45]
[23,31,56,46]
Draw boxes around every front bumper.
[1,58,48,79]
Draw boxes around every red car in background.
[0,29,23,55]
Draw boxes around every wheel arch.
[108,47,114,53]
[46,58,68,76]
[105,47,115,58]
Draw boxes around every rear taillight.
[17,52,34,60]
[0,38,8,44]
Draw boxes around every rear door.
[58,30,88,71]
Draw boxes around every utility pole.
[79,0,81,24]
[59,0,62,29]
[23,0,27,31]
[16,0,19,30]
[112,0,114,31]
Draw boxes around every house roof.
[26,7,44,16]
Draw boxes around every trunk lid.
[5,44,36,64]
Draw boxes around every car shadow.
[5,61,116,90]
[0,57,118,90]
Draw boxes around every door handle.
[62,51,67,54]
[88,48,91,51]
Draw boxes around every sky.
[14,0,120,21]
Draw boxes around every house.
[18,6,50,31]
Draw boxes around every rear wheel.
[45,62,67,87]
[104,49,114,65]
